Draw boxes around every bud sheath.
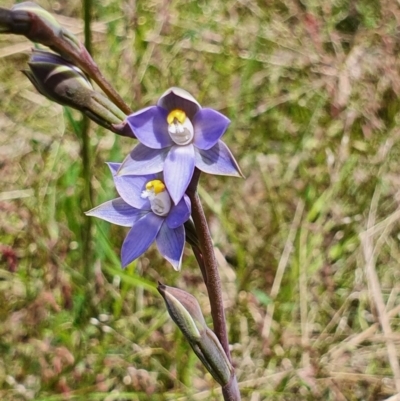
[158,283,233,385]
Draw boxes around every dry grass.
[1,0,400,400]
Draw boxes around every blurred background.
[1,0,400,399]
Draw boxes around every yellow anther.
[167,109,186,125]
[145,179,166,195]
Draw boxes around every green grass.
[1,0,400,400]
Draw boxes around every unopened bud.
[24,49,91,104]
[0,2,132,116]
[0,2,80,52]
[24,49,127,132]
[158,283,206,340]
[158,283,233,385]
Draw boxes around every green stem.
[81,0,93,279]
[83,0,92,55]
[80,115,93,280]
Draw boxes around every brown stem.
[188,189,230,355]
[31,12,133,115]
[56,41,132,115]
[187,169,241,400]
[1,6,132,114]
[191,244,207,285]
[222,375,241,401]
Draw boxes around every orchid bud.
[158,283,233,385]
[0,2,131,115]
[0,2,80,53]
[24,50,91,105]
[23,49,128,133]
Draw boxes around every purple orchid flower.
[85,163,191,270]
[118,87,243,204]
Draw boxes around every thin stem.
[52,36,132,114]
[191,244,207,285]
[1,4,132,115]
[80,51,133,115]
[80,115,93,280]
[222,376,240,401]
[81,0,131,115]
[187,169,241,400]
[81,0,93,280]
[189,190,229,354]
[83,0,92,55]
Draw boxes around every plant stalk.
[187,169,241,400]
[81,0,93,280]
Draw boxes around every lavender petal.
[107,162,121,175]
[121,212,164,267]
[156,222,185,271]
[193,108,231,150]
[164,145,195,205]
[165,194,191,229]
[85,198,145,227]
[195,140,243,177]
[127,106,172,149]
[157,87,201,120]
[114,175,153,210]
[117,143,167,176]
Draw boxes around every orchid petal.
[195,140,243,177]
[156,223,185,271]
[157,87,201,120]
[193,108,231,150]
[118,143,167,176]
[107,162,121,175]
[114,174,155,210]
[127,106,172,149]
[166,194,191,229]
[106,162,158,209]
[164,145,195,205]
[85,198,145,227]
[121,212,164,267]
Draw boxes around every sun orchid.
[86,163,191,270]
[118,87,242,204]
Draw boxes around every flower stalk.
[187,169,241,400]
[81,0,93,285]
[0,2,132,115]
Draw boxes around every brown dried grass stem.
[361,185,400,394]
